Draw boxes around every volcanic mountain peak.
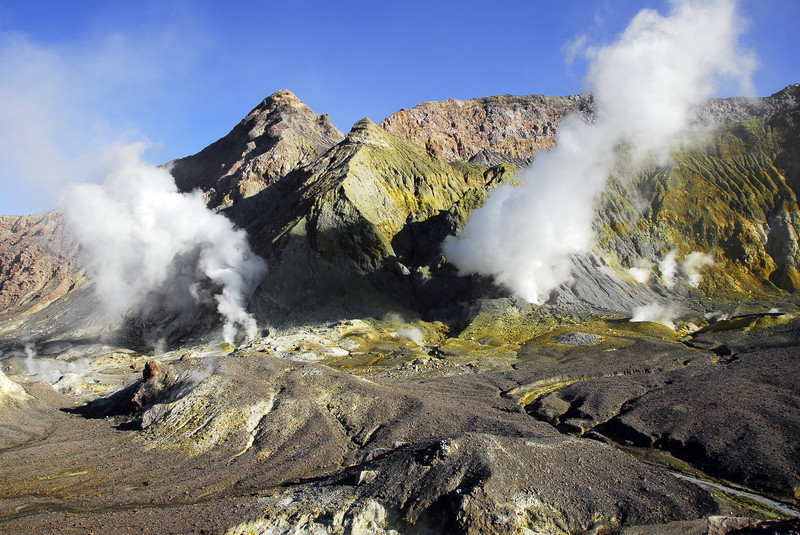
[169,89,345,209]
[234,115,517,327]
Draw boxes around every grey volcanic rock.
[228,433,718,534]
[697,84,800,126]
[0,353,728,534]
[526,315,800,503]
[169,89,345,209]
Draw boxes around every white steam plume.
[24,343,89,385]
[656,250,715,289]
[659,251,679,289]
[0,29,203,216]
[681,251,715,287]
[62,143,267,342]
[630,303,682,330]
[443,0,754,303]
[629,259,654,284]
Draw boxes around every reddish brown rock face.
[380,93,594,166]
[0,211,84,319]
[379,84,800,168]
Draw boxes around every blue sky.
[0,0,797,216]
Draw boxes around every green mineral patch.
[701,312,791,333]
[511,378,583,407]
[456,301,568,346]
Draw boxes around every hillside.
[0,86,799,534]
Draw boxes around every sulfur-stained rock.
[0,369,29,406]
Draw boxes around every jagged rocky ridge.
[2,85,799,339]
[1,85,800,534]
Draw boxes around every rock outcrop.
[697,83,800,126]
[0,211,87,336]
[380,84,800,167]
[527,316,800,502]
[0,369,29,406]
[231,117,516,327]
[169,89,345,209]
[380,93,594,166]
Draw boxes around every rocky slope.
[2,86,800,534]
[380,93,594,167]
[169,89,345,209]
[1,314,798,533]
[526,314,800,503]
[225,117,517,328]
[0,211,88,337]
[589,100,800,303]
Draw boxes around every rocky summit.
[1,85,800,535]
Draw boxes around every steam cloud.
[659,251,680,289]
[24,343,89,385]
[630,303,681,330]
[657,250,715,289]
[681,251,715,287]
[629,259,655,284]
[443,0,754,303]
[62,143,267,342]
[0,32,264,343]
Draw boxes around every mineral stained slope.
[1,87,800,534]
[593,102,800,300]
[229,117,517,327]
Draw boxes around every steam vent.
[2,83,800,534]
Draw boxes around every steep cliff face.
[169,90,345,209]
[380,84,800,168]
[697,83,800,125]
[0,211,86,334]
[380,93,594,167]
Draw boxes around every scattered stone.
[552,332,602,346]
[131,360,178,411]
[707,516,760,535]
[323,347,350,357]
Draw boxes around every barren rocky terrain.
[1,85,800,534]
